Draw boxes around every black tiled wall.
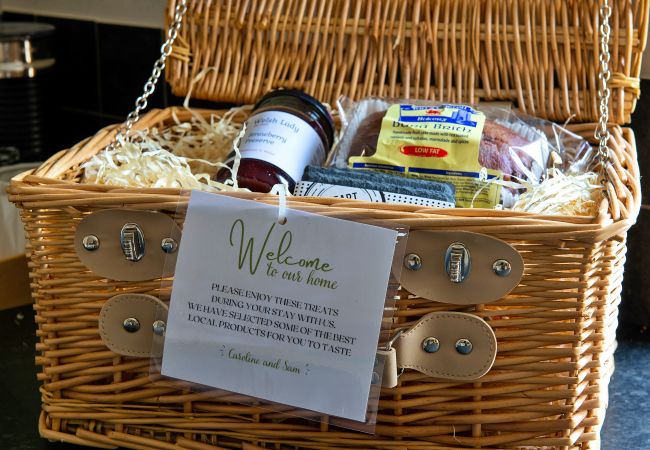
[619,79,650,336]
[96,22,167,116]
[0,12,208,155]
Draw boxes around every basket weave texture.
[9,107,640,449]
[167,0,649,124]
[8,0,648,449]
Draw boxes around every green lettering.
[229,219,276,275]
[276,230,293,264]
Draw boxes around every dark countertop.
[1,304,649,450]
[602,339,650,449]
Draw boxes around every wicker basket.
[9,0,647,449]
[167,0,648,123]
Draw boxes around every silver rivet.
[492,259,512,277]
[123,317,140,333]
[371,371,381,384]
[82,235,100,251]
[455,338,473,355]
[161,238,178,254]
[422,337,440,353]
[404,253,422,271]
[152,320,166,336]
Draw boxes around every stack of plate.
[0,22,55,163]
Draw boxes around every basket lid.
[166,0,648,125]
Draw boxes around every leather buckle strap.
[75,209,182,282]
[401,231,523,305]
[97,296,496,387]
[381,312,497,387]
[99,294,168,357]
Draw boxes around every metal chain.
[595,0,612,181]
[108,0,188,150]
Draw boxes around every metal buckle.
[120,223,146,262]
[445,242,471,283]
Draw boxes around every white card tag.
[162,191,399,422]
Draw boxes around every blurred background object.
[0,163,38,311]
[0,163,38,257]
[0,21,53,312]
[0,22,55,162]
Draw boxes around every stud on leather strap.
[381,312,496,387]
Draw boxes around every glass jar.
[217,89,335,192]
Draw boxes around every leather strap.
[400,231,523,305]
[98,296,495,384]
[99,294,168,357]
[382,312,496,387]
[376,348,398,388]
[75,209,182,282]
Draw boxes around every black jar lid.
[0,22,55,40]
[254,89,335,148]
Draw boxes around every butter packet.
[348,104,500,208]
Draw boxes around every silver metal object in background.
[0,23,55,78]
[0,22,55,162]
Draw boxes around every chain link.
[108,0,188,150]
[595,0,612,183]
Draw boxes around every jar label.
[240,110,326,182]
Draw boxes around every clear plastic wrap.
[331,97,596,209]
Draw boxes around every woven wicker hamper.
[8,0,647,449]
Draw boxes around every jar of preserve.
[217,89,335,192]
